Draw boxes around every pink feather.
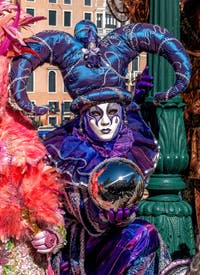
[0,1,45,56]
[0,2,63,242]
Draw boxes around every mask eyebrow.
[108,102,119,107]
[107,103,120,113]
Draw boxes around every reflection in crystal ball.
[88,158,144,211]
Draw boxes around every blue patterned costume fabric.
[9,21,191,116]
[9,20,191,274]
[43,105,171,274]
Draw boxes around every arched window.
[48,70,56,92]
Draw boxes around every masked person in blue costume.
[9,19,191,274]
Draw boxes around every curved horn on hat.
[9,21,191,115]
[101,23,191,102]
[9,31,80,115]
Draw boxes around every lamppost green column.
[138,0,195,257]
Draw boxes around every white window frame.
[27,71,35,93]
[48,116,58,126]
[48,100,59,113]
[48,9,57,26]
[62,100,72,114]
[84,12,92,21]
[63,0,71,4]
[63,10,72,27]
[48,70,57,93]
[96,12,103,29]
[84,0,92,7]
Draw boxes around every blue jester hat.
[9,20,191,115]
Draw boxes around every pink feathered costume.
[0,2,65,274]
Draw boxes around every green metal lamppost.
[138,0,195,258]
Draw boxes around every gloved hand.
[31,230,58,254]
[133,66,153,104]
[99,205,138,226]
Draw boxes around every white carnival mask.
[84,102,123,141]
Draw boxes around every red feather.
[0,2,63,242]
[0,54,64,242]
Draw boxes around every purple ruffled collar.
[73,125,134,158]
